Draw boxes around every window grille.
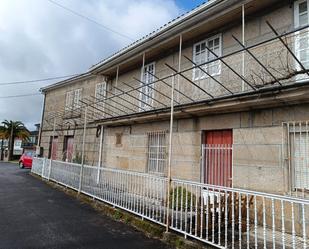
[147,131,167,175]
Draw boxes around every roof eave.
[88,0,228,74]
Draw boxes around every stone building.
[39,0,309,196]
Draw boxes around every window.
[140,62,155,110]
[193,34,222,80]
[65,89,82,111]
[95,82,107,116]
[295,0,309,69]
[147,132,167,175]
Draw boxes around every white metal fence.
[32,157,309,249]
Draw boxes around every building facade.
[39,0,309,196]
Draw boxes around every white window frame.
[192,34,222,81]
[73,88,82,109]
[147,131,167,175]
[294,0,309,75]
[139,62,155,111]
[95,82,107,116]
[65,88,82,112]
[65,91,74,111]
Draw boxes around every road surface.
[0,162,171,249]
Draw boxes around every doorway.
[203,130,233,187]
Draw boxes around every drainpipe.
[96,125,104,184]
[37,93,46,157]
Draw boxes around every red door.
[204,130,233,187]
[65,136,74,162]
[51,137,58,160]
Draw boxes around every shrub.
[169,186,196,211]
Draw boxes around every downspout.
[37,92,46,156]
[96,125,104,184]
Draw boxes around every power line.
[0,93,41,99]
[46,0,134,41]
[0,74,81,86]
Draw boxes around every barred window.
[193,34,222,80]
[147,131,167,175]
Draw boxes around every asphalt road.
[0,162,171,249]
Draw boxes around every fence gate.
[203,130,233,187]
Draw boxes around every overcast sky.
[0,0,205,130]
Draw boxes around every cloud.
[0,0,182,130]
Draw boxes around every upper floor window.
[95,82,107,116]
[295,0,309,27]
[140,62,155,111]
[65,88,82,111]
[193,34,222,81]
[295,1,309,69]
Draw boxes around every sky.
[0,0,206,130]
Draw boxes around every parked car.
[19,151,35,169]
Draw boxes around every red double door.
[204,130,233,187]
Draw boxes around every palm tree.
[0,120,30,160]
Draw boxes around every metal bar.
[80,99,115,118]
[147,70,195,102]
[266,21,309,77]
[177,34,183,103]
[94,93,130,115]
[184,55,234,94]
[113,84,151,109]
[134,76,178,105]
[105,87,142,112]
[232,35,283,86]
[203,42,256,90]
[166,75,175,232]
[130,79,169,108]
[165,63,214,99]
[78,106,87,193]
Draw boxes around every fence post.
[48,117,56,181]
[41,157,46,178]
[166,75,175,232]
[78,106,88,193]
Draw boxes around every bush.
[169,186,196,211]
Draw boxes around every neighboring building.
[39,0,309,196]
[22,124,40,153]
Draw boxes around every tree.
[0,120,30,160]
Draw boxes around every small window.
[193,34,222,80]
[147,131,167,175]
[140,62,155,111]
[115,133,122,146]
